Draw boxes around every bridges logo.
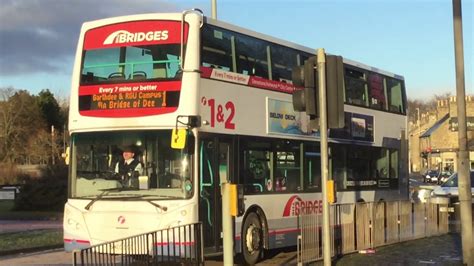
[282,195,323,217]
[103,30,169,45]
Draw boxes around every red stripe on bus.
[64,238,90,244]
[79,107,178,117]
[200,66,213,78]
[155,242,195,246]
[248,76,297,94]
[268,228,300,235]
[200,66,300,94]
[235,228,301,240]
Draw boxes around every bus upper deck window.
[345,68,368,107]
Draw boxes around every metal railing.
[73,223,203,266]
[297,201,449,265]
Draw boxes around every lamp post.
[452,0,472,264]
[211,0,217,19]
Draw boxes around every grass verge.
[0,229,63,255]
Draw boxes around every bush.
[14,164,67,211]
[0,163,20,185]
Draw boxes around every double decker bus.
[64,10,408,264]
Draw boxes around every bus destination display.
[78,82,180,117]
[89,88,166,110]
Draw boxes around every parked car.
[437,171,453,184]
[431,171,474,203]
[424,170,439,183]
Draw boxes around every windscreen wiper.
[84,188,131,210]
[85,188,169,211]
[84,189,112,210]
[145,200,168,212]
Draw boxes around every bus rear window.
[81,44,181,85]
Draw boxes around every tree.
[407,93,453,124]
[36,89,64,130]
[0,88,45,163]
[0,87,69,185]
[407,98,424,123]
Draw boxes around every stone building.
[408,96,474,173]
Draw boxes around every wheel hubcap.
[245,224,260,253]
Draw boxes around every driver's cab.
[70,130,193,200]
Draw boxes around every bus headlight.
[67,218,82,230]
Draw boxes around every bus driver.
[114,145,143,187]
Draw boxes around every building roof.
[420,113,450,138]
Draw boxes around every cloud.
[0,0,180,76]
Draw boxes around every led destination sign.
[89,91,166,109]
[78,81,180,117]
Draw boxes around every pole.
[211,0,217,19]
[452,0,473,264]
[51,125,55,165]
[317,48,331,266]
[222,182,233,265]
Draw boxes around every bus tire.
[242,212,263,265]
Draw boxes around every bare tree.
[407,92,453,123]
[0,88,45,163]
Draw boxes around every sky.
[0,0,472,101]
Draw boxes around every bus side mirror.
[172,115,201,150]
[171,129,187,149]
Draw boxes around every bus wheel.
[242,212,263,265]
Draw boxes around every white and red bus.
[64,10,408,264]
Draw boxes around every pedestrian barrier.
[73,223,203,266]
[399,201,413,241]
[385,201,399,244]
[338,204,355,254]
[297,205,336,263]
[297,201,448,265]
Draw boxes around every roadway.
[0,234,465,265]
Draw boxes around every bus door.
[199,135,233,254]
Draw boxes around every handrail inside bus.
[199,142,214,187]
[199,141,213,226]
[84,59,180,78]
[252,183,263,192]
[83,59,178,69]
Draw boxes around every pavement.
[255,234,465,265]
[330,233,464,266]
